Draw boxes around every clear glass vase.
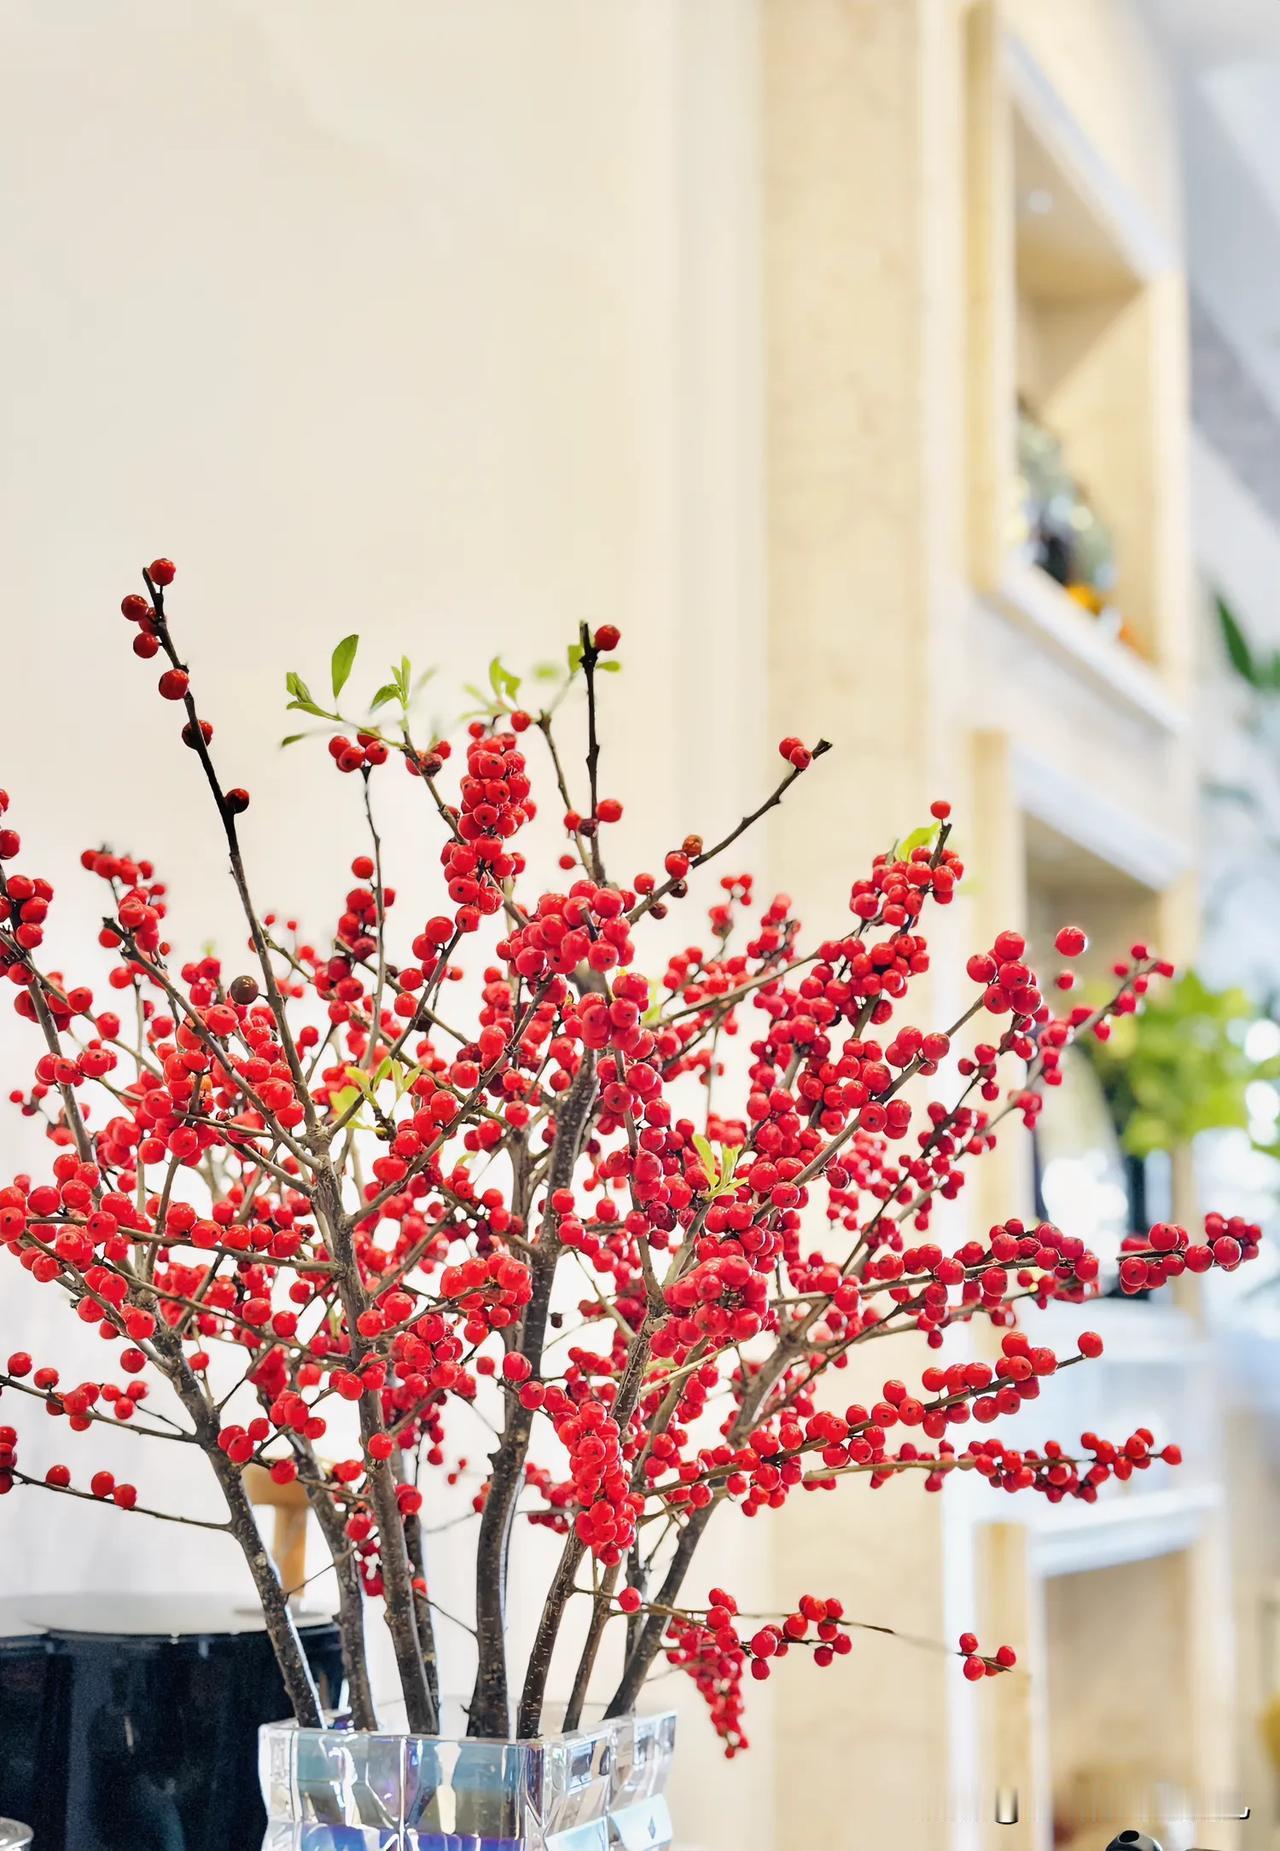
[259,1705,677,1850]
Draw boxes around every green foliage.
[330,634,359,700]
[692,1133,742,1198]
[282,639,442,747]
[284,626,619,745]
[1215,593,1280,693]
[893,822,940,859]
[330,1057,422,1125]
[284,669,335,722]
[461,655,523,720]
[1086,968,1280,1158]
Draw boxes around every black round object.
[1106,1833,1163,1851]
[0,1596,342,1851]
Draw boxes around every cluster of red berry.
[0,565,1263,1751]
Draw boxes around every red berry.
[1054,926,1087,958]
[618,1586,642,1614]
[1077,1331,1103,1359]
[149,558,176,586]
[593,625,621,651]
[158,669,189,702]
[226,788,251,814]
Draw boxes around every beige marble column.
[762,4,971,1846]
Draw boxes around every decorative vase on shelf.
[259,1706,677,1851]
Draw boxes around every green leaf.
[1216,595,1259,686]
[713,1145,743,1197]
[285,670,314,705]
[567,641,584,675]
[599,659,622,673]
[343,1065,375,1097]
[330,1085,363,1119]
[896,822,940,859]
[369,683,400,712]
[286,696,330,718]
[331,634,359,700]
[280,733,309,747]
[691,1134,741,1195]
[641,976,664,1027]
[488,656,521,706]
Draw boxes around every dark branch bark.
[517,1313,658,1736]
[605,1505,710,1719]
[291,1436,377,1732]
[394,1443,441,1714]
[579,621,605,884]
[315,1169,437,1733]
[606,1343,785,1717]
[469,1049,599,1737]
[563,1559,620,1732]
[151,1329,323,1727]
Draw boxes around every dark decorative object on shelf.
[0,1596,342,1851]
[1014,400,1127,636]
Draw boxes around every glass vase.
[259,1706,677,1850]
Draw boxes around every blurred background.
[6,2,1280,1847]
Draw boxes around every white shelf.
[1012,741,1193,893]
[1027,1483,1221,1578]
[1031,1297,1205,1368]
[991,557,1186,733]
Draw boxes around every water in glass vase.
[259,1705,677,1850]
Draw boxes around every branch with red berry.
[0,562,1259,1749]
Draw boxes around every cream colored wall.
[0,4,768,1845]
[763,5,973,1848]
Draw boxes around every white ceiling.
[1143,0,1280,63]
[1139,0,1280,425]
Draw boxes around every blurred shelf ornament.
[1012,400,1132,648]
